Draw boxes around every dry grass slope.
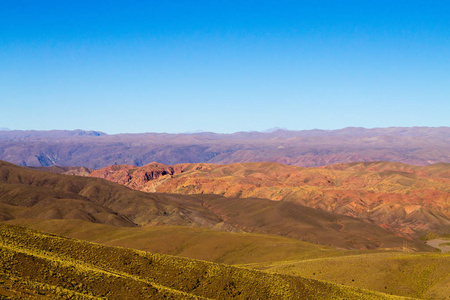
[4,218,381,265]
[244,252,450,300]
[0,224,410,299]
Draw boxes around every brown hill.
[0,127,449,169]
[0,160,221,228]
[89,161,450,238]
[0,160,431,250]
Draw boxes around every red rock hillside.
[90,161,450,238]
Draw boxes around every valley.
[0,158,448,299]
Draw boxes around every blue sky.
[1,1,449,134]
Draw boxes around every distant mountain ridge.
[0,129,106,138]
[0,127,448,168]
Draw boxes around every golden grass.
[243,252,450,300]
[4,218,386,265]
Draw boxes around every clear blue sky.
[1,1,449,134]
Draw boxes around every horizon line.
[1,125,449,136]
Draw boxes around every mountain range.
[0,127,449,168]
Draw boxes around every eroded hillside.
[89,161,450,238]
